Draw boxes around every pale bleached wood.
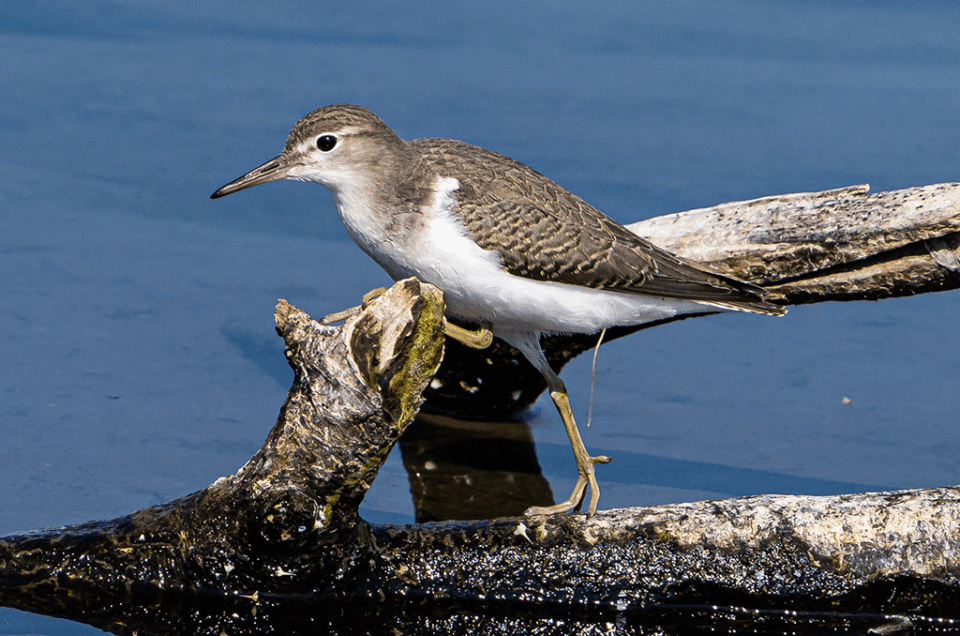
[630,182,960,301]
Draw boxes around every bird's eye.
[316,135,337,152]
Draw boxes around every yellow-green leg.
[497,330,613,517]
[444,320,493,349]
[525,386,611,517]
[324,289,493,352]
[320,287,389,324]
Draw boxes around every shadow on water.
[399,413,556,522]
[397,414,883,522]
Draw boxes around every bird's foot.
[524,453,611,517]
[444,320,493,349]
[524,388,611,517]
[320,287,388,325]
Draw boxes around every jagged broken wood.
[427,182,960,415]
[2,272,960,632]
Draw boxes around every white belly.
[412,221,712,335]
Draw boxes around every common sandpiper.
[211,103,784,517]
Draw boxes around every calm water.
[2,1,959,633]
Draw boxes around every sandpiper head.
[210,104,404,199]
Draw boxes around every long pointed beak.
[210,155,290,199]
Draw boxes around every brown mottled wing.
[411,138,783,315]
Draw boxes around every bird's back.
[409,138,783,317]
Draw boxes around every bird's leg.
[320,287,388,324]
[323,289,492,355]
[525,377,612,518]
[361,287,388,303]
[444,320,493,349]
[324,290,492,352]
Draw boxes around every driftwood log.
[2,183,960,635]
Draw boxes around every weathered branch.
[425,182,960,415]
[2,272,960,633]
[633,183,960,300]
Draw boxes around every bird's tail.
[703,275,786,316]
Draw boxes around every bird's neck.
[328,143,432,275]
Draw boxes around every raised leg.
[325,291,493,352]
[444,320,493,349]
[320,287,388,324]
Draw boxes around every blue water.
[2,1,959,633]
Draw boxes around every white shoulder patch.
[430,175,461,215]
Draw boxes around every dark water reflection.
[400,414,556,522]
[400,414,879,523]
[8,588,944,636]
